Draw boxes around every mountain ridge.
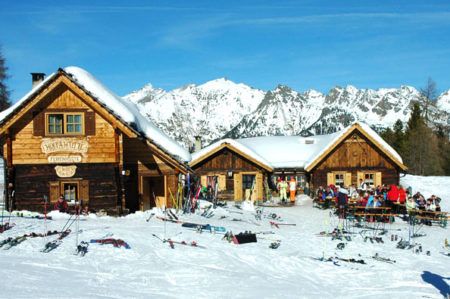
[123,79,450,150]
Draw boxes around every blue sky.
[1,0,450,102]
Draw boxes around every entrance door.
[142,176,164,210]
[242,174,256,202]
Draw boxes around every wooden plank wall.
[14,163,119,212]
[193,149,262,172]
[10,87,117,165]
[123,135,177,211]
[311,132,400,189]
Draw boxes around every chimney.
[31,73,45,88]
[194,136,202,152]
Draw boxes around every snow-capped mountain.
[124,80,450,149]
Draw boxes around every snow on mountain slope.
[124,78,265,149]
[125,80,450,149]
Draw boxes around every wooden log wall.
[14,163,119,212]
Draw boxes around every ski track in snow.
[0,175,449,298]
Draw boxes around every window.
[296,175,306,188]
[335,173,345,187]
[62,182,79,202]
[46,113,84,135]
[242,175,255,189]
[365,173,375,188]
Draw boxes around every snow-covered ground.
[0,175,448,298]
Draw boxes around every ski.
[270,221,296,228]
[0,222,14,233]
[181,222,226,233]
[152,234,205,249]
[90,238,130,249]
[3,236,27,250]
[372,254,396,263]
[41,229,72,253]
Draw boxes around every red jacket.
[398,188,406,203]
[54,200,69,213]
[387,185,399,202]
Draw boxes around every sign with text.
[41,138,88,155]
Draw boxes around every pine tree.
[405,103,442,175]
[419,77,438,126]
[0,46,11,111]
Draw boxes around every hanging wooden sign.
[55,165,77,178]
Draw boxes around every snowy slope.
[125,81,450,149]
[0,175,448,298]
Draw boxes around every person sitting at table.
[435,197,441,212]
[367,195,382,208]
[350,185,359,200]
[356,192,368,206]
[398,186,406,203]
[375,185,383,196]
[416,195,426,210]
[425,199,435,211]
[365,191,375,208]
[323,186,334,200]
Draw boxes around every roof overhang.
[190,142,273,172]
[305,123,408,172]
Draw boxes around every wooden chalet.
[0,67,191,214]
[190,139,273,203]
[305,122,408,190]
[191,123,407,201]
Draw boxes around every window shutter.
[49,181,60,203]
[234,173,242,201]
[85,111,96,136]
[375,172,382,187]
[344,172,352,187]
[218,175,226,191]
[201,176,207,188]
[33,111,45,136]
[80,180,89,204]
[327,173,334,186]
[256,173,263,203]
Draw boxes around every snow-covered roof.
[0,67,191,164]
[304,122,404,170]
[237,134,339,169]
[192,122,405,171]
[190,138,273,170]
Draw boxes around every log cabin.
[0,67,191,214]
[191,123,407,201]
[190,139,273,203]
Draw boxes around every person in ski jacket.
[387,185,399,202]
[398,187,406,203]
[54,195,69,213]
[336,186,348,218]
[406,196,416,211]
[277,178,288,203]
[323,186,334,200]
[289,177,297,203]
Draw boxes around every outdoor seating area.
[313,184,448,228]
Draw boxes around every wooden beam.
[305,123,407,172]
[6,131,12,168]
